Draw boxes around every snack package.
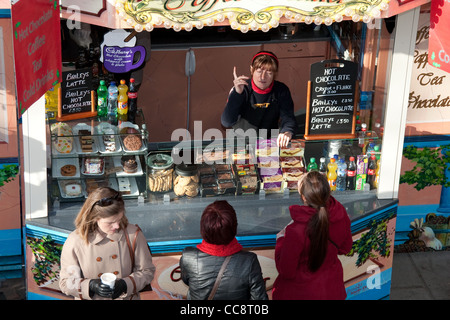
[355,155,368,190]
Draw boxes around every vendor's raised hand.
[233,66,249,94]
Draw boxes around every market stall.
[19,0,430,300]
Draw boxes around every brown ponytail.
[298,171,330,272]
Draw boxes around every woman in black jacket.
[179,200,268,300]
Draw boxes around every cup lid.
[175,164,198,176]
[147,154,173,170]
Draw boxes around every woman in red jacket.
[272,170,353,300]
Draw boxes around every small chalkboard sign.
[304,59,359,140]
[56,68,96,121]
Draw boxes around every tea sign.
[100,29,146,73]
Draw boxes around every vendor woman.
[221,51,297,148]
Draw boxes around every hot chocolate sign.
[100,29,146,73]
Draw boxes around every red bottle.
[346,156,356,190]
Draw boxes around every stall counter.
[26,191,397,300]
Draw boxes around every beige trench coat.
[59,224,155,300]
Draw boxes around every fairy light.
[115,0,391,33]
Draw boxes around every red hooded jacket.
[272,196,353,300]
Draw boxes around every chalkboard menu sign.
[304,59,358,140]
[56,68,96,121]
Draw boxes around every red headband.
[252,51,279,67]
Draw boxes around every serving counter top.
[27,190,397,253]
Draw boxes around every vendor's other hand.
[277,132,292,148]
[112,279,127,299]
[89,279,113,298]
[233,66,249,94]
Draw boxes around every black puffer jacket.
[180,247,268,300]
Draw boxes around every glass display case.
[47,109,149,203]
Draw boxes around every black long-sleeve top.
[221,79,297,136]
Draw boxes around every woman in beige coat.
[59,187,155,300]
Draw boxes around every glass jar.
[147,153,174,193]
[174,164,199,197]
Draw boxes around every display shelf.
[47,109,149,202]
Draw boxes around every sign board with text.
[304,59,358,140]
[428,0,450,74]
[11,0,62,116]
[57,68,96,121]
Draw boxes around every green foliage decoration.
[0,164,19,187]
[400,145,450,191]
[347,216,392,267]
[27,236,62,286]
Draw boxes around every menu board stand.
[56,89,96,121]
[304,59,359,141]
[56,68,97,121]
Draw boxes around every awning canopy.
[116,0,391,33]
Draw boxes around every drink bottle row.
[96,78,139,125]
[307,153,380,192]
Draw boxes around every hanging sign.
[407,11,450,125]
[100,29,146,73]
[304,59,358,140]
[116,0,391,33]
[428,0,450,74]
[11,0,62,116]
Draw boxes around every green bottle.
[97,80,108,119]
[307,157,318,172]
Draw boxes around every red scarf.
[197,238,243,257]
[251,79,274,94]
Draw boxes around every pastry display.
[83,157,104,175]
[118,177,131,195]
[173,164,199,197]
[102,128,116,152]
[280,156,303,168]
[147,153,174,193]
[280,140,304,157]
[121,155,138,173]
[121,127,143,151]
[282,168,305,181]
[85,178,109,194]
[51,122,73,154]
[60,164,77,176]
[60,180,82,197]
[256,139,279,157]
[78,129,94,152]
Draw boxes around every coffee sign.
[100,29,146,73]
[305,59,358,140]
[56,68,96,121]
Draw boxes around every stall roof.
[115,0,430,33]
[59,0,430,31]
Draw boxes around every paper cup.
[100,272,116,289]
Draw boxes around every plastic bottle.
[346,156,357,190]
[117,79,128,121]
[336,159,347,191]
[366,142,375,156]
[128,78,138,123]
[367,154,377,189]
[327,158,338,191]
[107,81,118,125]
[307,157,318,172]
[358,123,367,149]
[97,80,108,119]
[319,157,327,176]
[373,159,381,189]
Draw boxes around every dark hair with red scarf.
[200,200,238,245]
